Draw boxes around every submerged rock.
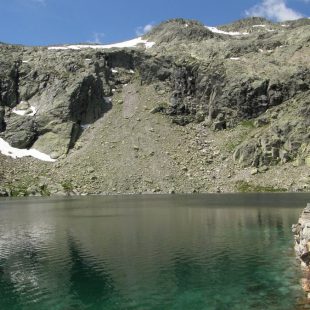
[0,188,8,197]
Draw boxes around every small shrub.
[226,141,241,152]
[61,180,73,193]
[235,180,287,193]
[8,183,28,197]
[40,184,51,196]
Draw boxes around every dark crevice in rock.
[105,50,135,70]
[13,62,20,107]
[68,123,82,151]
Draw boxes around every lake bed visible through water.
[0,193,310,310]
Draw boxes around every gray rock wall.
[0,17,309,167]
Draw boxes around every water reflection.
[67,235,118,308]
[0,194,309,309]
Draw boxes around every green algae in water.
[0,193,308,310]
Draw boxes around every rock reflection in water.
[0,193,309,309]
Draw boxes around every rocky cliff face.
[0,17,309,196]
[0,45,130,157]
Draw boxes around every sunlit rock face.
[1,18,309,161]
[0,17,309,194]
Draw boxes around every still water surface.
[0,194,310,310]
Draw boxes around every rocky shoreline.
[293,204,310,304]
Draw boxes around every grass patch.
[225,120,256,152]
[5,180,51,197]
[240,120,255,128]
[235,180,287,193]
[226,141,241,152]
[61,180,73,193]
[6,176,36,197]
[8,184,29,197]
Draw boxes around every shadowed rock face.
[0,17,309,169]
[0,47,121,156]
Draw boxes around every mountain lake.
[0,193,310,310]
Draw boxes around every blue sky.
[0,0,309,46]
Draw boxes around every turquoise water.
[0,194,309,310]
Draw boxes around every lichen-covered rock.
[0,46,128,156]
[4,115,37,148]
[233,92,310,167]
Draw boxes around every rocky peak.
[144,18,214,44]
[219,17,272,31]
[284,18,310,29]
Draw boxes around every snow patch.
[12,106,37,117]
[104,97,112,103]
[206,26,248,36]
[252,25,274,32]
[230,57,240,60]
[80,124,90,130]
[129,69,135,74]
[0,138,55,162]
[48,37,155,51]
[259,49,273,53]
[111,68,118,73]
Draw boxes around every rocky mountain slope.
[0,17,309,196]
